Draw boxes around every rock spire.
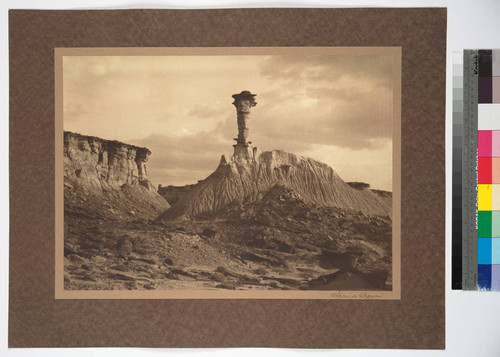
[232,91,257,159]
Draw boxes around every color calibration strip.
[477,49,500,290]
[459,50,500,290]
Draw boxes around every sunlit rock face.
[155,147,391,222]
[64,131,170,220]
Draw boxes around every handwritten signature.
[330,291,384,299]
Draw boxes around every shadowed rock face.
[158,184,197,206]
[64,131,170,221]
[155,149,392,222]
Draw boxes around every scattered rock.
[253,268,268,275]
[110,264,129,272]
[110,272,136,281]
[215,283,236,290]
[201,228,219,239]
[170,269,196,278]
[142,281,156,290]
[240,252,281,266]
[64,243,77,255]
[133,257,157,265]
[116,237,133,258]
[266,281,279,289]
[78,272,97,281]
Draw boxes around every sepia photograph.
[55,47,401,299]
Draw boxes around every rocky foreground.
[65,184,392,291]
[64,131,392,291]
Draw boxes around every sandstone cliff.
[156,148,391,222]
[64,131,170,220]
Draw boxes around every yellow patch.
[478,184,492,211]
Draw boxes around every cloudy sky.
[63,51,396,191]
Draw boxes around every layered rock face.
[64,131,170,220]
[155,149,392,222]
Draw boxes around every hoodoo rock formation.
[64,131,170,220]
[155,92,392,223]
[232,90,258,160]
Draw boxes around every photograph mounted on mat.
[9,8,445,349]
[55,47,401,299]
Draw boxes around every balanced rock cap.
[232,91,257,105]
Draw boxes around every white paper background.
[1,0,500,356]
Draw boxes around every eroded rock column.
[232,91,257,159]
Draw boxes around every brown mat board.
[9,8,446,348]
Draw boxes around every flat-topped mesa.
[232,91,257,160]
